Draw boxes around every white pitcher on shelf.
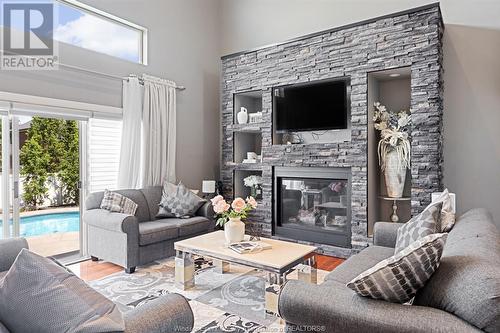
[237,107,248,124]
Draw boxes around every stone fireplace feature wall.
[220,4,444,257]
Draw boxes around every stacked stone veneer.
[221,5,444,257]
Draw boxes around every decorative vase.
[224,217,245,245]
[237,107,248,124]
[250,185,257,198]
[384,149,407,198]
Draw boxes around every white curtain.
[141,74,177,186]
[117,77,142,188]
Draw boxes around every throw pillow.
[157,182,206,218]
[432,189,456,232]
[394,200,442,253]
[347,233,448,304]
[100,189,138,215]
[0,249,125,333]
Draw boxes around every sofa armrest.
[123,293,194,333]
[373,222,401,248]
[279,280,481,333]
[84,209,138,234]
[0,238,28,272]
[196,201,214,219]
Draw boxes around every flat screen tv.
[273,79,350,132]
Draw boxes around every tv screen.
[273,79,349,132]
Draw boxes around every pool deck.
[22,207,80,257]
[28,231,80,257]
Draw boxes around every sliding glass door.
[1,114,84,260]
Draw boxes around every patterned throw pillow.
[432,189,456,232]
[394,200,442,253]
[100,189,138,215]
[347,233,448,304]
[157,182,205,218]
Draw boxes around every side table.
[379,196,411,222]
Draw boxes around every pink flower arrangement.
[211,195,257,227]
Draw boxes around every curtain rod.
[59,62,186,91]
[1,51,186,91]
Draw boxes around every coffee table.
[174,231,318,315]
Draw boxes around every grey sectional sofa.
[278,208,500,332]
[0,237,194,333]
[85,186,215,273]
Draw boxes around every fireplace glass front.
[274,167,351,247]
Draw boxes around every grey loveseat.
[0,238,194,333]
[85,186,215,273]
[278,208,500,332]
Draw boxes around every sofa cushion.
[0,271,6,281]
[0,322,10,333]
[87,189,150,222]
[394,200,442,253]
[0,249,124,333]
[139,221,179,246]
[140,186,163,220]
[414,209,500,333]
[157,182,206,218]
[347,233,448,303]
[325,246,394,284]
[172,217,211,237]
[100,189,138,215]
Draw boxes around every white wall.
[0,0,222,190]
[219,0,500,226]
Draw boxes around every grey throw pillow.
[157,182,206,218]
[100,189,138,215]
[0,249,125,333]
[394,200,442,253]
[347,233,448,304]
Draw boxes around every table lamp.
[202,180,216,198]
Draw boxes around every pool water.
[0,212,80,238]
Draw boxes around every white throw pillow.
[432,188,456,232]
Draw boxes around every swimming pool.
[0,212,80,238]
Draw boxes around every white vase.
[224,217,245,245]
[237,107,248,124]
[384,150,407,198]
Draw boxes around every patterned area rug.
[88,257,327,333]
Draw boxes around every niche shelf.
[233,169,263,200]
[233,131,262,164]
[233,90,263,125]
[367,67,412,235]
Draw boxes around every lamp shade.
[202,180,216,193]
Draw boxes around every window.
[54,0,147,64]
[1,0,147,64]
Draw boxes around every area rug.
[88,256,328,333]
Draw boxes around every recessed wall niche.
[367,67,412,235]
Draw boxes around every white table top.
[174,231,317,274]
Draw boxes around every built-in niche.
[367,67,412,235]
[233,131,262,164]
[233,90,263,125]
[233,169,263,200]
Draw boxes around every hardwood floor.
[316,254,345,271]
[70,253,345,282]
[68,260,122,282]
